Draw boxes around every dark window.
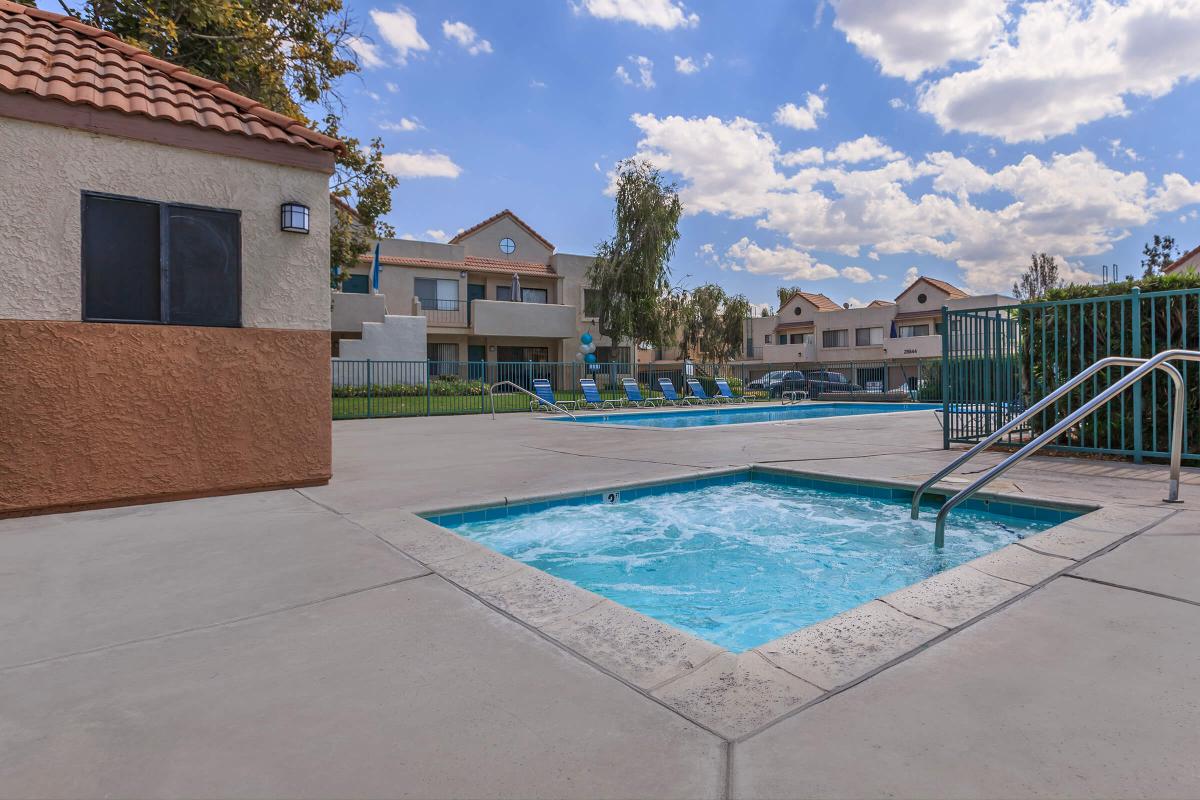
[822,329,848,348]
[415,277,458,309]
[522,288,548,303]
[342,275,369,293]
[82,192,240,326]
[583,288,602,317]
[917,293,928,304]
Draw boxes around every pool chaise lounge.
[685,378,721,405]
[621,377,661,407]
[715,378,747,403]
[657,378,693,406]
[530,378,577,412]
[579,378,620,409]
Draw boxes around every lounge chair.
[685,378,721,405]
[530,378,577,412]
[579,377,619,409]
[714,378,748,403]
[657,377,691,406]
[621,377,660,407]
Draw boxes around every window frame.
[80,190,242,327]
[822,328,849,348]
[855,326,883,346]
[898,324,931,338]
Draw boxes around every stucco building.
[332,210,627,368]
[0,0,337,515]
[1164,243,1200,274]
[735,276,1013,388]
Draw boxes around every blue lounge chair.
[579,377,619,409]
[685,378,720,404]
[530,378,577,412]
[657,377,690,406]
[714,378,747,403]
[621,377,659,407]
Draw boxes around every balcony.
[470,299,578,338]
[331,291,387,333]
[760,341,816,363]
[416,298,470,328]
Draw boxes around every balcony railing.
[416,298,469,327]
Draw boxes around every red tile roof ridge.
[0,0,341,154]
[449,209,556,251]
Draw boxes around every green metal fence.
[332,357,945,420]
[943,286,1200,462]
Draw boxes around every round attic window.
[917,293,928,304]
[499,237,516,254]
[793,306,802,316]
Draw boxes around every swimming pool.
[550,402,940,428]
[427,470,1076,651]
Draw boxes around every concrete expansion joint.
[1014,540,1079,561]
[1062,574,1200,608]
[0,573,433,675]
[646,648,729,693]
[875,597,952,630]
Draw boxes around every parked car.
[803,371,863,396]
[745,370,807,398]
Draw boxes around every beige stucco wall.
[0,116,330,330]
[457,216,553,263]
[471,299,577,338]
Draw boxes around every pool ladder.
[912,350,1200,547]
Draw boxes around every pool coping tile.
[651,651,824,740]
[880,565,1029,629]
[754,600,947,692]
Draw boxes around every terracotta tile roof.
[774,321,814,330]
[0,0,341,154]
[897,276,969,300]
[359,253,559,278]
[867,299,895,307]
[330,195,360,220]
[783,290,840,311]
[449,209,555,251]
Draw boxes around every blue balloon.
[584,352,597,363]
[581,332,593,345]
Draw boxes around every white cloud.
[773,92,827,130]
[844,297,867,308]
[674,53,713,75]
[840,266,880,283]
[615,55,655,88]
[624,112,1200,292]
[826,135,904,163]
[888,97,907,109]
[779,147,825,167]
[382,151,462,179]
[348,36,385,69]
[914,0,1200,142]
[902,267,920,287]
[442,20,492,55]
[385,82,400,93]
[574,0,699,30]
[380,117,423,132]
[830,0,1007,80]
[425,229,450,242]
[530,79,547,89]
[370,7,430,64]
[725,238,840,280]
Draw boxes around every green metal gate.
[943,286,1200,462]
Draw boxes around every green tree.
[587,159,683,349]
[776,286,803,309]
[69,0,397,287]
[1141,234,1179,278]
[678,284,752,364]
[1012,252,1062,301]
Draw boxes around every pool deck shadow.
[2,406,1198,798]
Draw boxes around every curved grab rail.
[912,356,1180,520]
[487,380,578,420]
[929,349,1198,547]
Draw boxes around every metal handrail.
[921,350,1197,547]
[913,356,1181,518]
[487,380,577,420]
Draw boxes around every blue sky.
[335,0,1200,308]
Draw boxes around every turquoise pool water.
[550,402,940,428]
[433,472,1072,652]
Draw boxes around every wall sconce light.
[280,202,310,233]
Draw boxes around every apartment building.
[333,210,626,365]
[739,276,1012,387]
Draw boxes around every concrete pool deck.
[2,406,1198,798]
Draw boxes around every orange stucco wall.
[0,321,331,516]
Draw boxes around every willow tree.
[69,0,397,287]
[588,160,683,353]
[679,284,752,364]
